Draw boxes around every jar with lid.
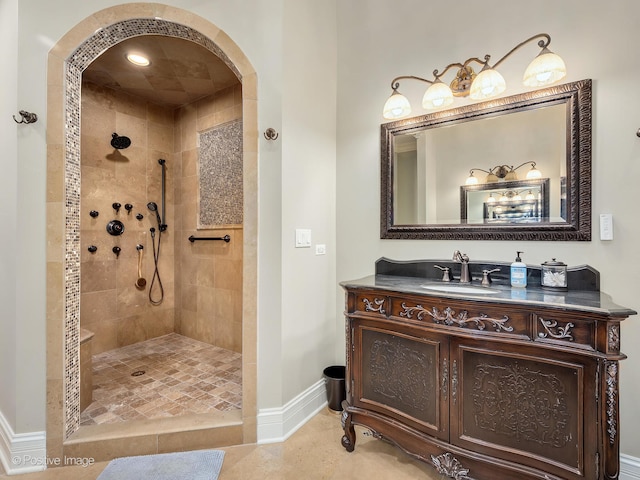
[541,258,568,290]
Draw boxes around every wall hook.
[264,127,279,140]
[637,128,640,138]
[13,110,38,124]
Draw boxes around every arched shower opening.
[45,6,258,461]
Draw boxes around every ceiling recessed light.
[126,53,150,66]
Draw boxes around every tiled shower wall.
[174,84,243,353]
[80,81,176,354]
[80,81,243,354]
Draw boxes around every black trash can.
[323,365,346,412]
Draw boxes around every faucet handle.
[481,268,501,286]
[434,265,451,282]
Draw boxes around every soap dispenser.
[510,251,527,288]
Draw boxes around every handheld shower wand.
[147,202,163,230]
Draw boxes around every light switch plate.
[295,229,312,248]
[600,213,613,240]
[315,244,326,255]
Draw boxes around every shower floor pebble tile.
[80,333,242,425]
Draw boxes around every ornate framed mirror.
[380,79,591,240]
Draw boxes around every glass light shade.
[504,170,518,181]
[485,172,499,183]
[525,190,536,200]
[487,194,496,203]
[465,174,479,185]
[513,192,522,201]
[383,92,411,119]
[523,50,566,87]
[469,68,506,100]
[526,166,542,179]
[422,82,454,109]
[500,193,509,202]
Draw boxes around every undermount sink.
[421,284,501,295]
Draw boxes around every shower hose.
[149,227,164,305]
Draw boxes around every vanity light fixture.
[126,53,150,66]
[465,161,542,185]
[382,33,566,119]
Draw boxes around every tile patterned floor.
[80,333,242,425]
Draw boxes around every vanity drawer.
[533,313,596,350]
[387,295,530,338]
[349,291,389,317]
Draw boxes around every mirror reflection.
[393,104,565,224]
[381,79,592,241]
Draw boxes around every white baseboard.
[0,410,46,475]
[257,379,328,444]
[621,454,640,479]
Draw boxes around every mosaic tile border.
[64,18,240,440]
[198,119,244,228]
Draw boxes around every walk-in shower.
[77,73,244,427]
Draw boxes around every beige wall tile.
[117,315,146,347]
[46,202,64,264]
[80,290,118,325]
[63,434,158,462]
[46,262,64,380]
[116,112,147,149]
[148,122,173,153]
[157,424,243,453]
[182,148,198,177]
[47,144,64,202]
[81,260,116,293]
[46,379,64,461]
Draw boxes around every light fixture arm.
[390,75,434,90]
[469,167,491,176]
[492,33,551,69]
[510,161,537,172]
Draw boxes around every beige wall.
[174,85,243,352]
[80,82,176,354]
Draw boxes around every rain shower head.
[111,133,131,149]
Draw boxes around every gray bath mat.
[97,449,225,480]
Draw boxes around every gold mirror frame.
[380,79,591,241]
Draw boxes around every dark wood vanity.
[340,259,635,480]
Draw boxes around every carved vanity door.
[449,337,599,480]
[352,318,450,441]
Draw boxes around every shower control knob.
[124,203,133,214]
[136,213,144,220]
[112,202,121,213]
[106,220,125,236]
[88,245,97,253]
[112,246,121,258]
[89,210,99,218]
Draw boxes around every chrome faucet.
[453,250,471,284]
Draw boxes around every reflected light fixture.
[465,162,542,185]
[383,33,566,119]
[126,53,150,66]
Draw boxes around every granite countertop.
[340,274,637,317]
